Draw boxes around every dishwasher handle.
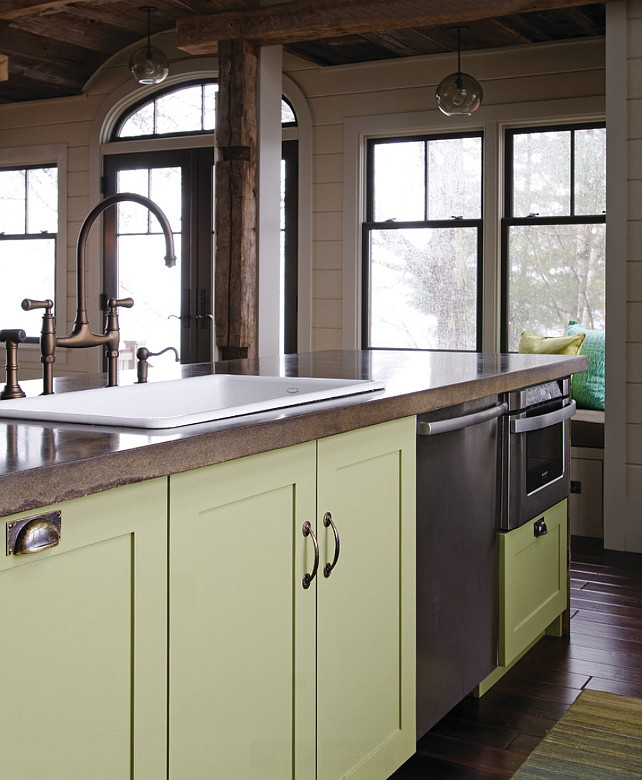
[418,402,508,436]
[511,400,576,434]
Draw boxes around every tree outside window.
[0,165,57,335]
[503,124,606,351]
[363,133,483,351]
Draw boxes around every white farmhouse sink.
[0,374,385,429]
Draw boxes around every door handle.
[323,512,340,578]
[511,400,576,434]
[418,402,507,436]
[302,521,319,589]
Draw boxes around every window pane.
[155,86,203,134]
[0,169,26,233]
[203,84,217,131]
[512,131,570,217]
[575,128,606,215]
[149,167,182,232]
[0,238,55,333]
[27,167,58,233]
[428,137,481,220]
[118,102,155,137]
[369,227,478,350]
[506,223,605,351]
[117,170,150,233]
[373,142,425,222]
[116,233,181,372]
[281,99,296,125]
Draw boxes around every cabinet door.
[316,417,416,780]
[169,443,317,780]
[499,499,568,666]
[0,479,167,780]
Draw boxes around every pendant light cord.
[456,27,463,90]
[146,7,152,59]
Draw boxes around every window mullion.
[424,140,429,222]
[570,130,576,216]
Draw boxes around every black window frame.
[501,121,606,352]
[362,131,484,352]
[112,79,219,142]
[0,163,58,342]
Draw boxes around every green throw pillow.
[566,321,605,411]
[518,330,586,356]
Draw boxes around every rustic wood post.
[215,38,259,360]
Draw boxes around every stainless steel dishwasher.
[416,395,506,739]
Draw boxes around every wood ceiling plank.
[14,13,134,54]
[0,0,117,22]
[176,0,609,53]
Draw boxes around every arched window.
[113,82,296,140]
[113,81,218,140]
[104,80,299,367]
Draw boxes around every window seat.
[571,408,604,449]
[570,409,604,539]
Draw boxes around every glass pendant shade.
[435,71,483,116]
[130,45,169,84]
[130,7,168,85]
[435,27,482,116]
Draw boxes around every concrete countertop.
[0,349,586,517]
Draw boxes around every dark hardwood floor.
[390,536,642,779]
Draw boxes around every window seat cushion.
[566,322,605,411]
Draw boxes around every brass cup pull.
[323,512,340,578]
[302,521,319,589]
[7,511,62,556]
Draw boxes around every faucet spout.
[23,192,176,394]
[69,192,176,337]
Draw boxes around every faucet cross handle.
[21,299,56,395]
[107,297,134,311]
[22,298,53,314]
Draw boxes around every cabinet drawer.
[499,500,567,666]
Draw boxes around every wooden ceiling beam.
[0,0,102,22]
[177,0,609,54]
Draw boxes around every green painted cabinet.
[169,440,318,779]
[316,420,416,780]
[0,479,168,780]
[499,499,568,666]
[169,417,416,780]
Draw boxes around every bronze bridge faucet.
[22,193,176,395]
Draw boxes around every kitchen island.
[0,350,585,780]
[0,349,585,516]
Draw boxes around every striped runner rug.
[511,688,642,779]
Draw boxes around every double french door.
[103,148,214,369]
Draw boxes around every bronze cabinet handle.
[302,521,319,589]
[323,512,340,578]
[7,511,62,556]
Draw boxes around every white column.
[258,45,283,358]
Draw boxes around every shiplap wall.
[282,38,606,351]
[0,31,197,381]
[0,34,605,372]
[623,0,642,546]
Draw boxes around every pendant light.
[130,6,169,85]
[435,27,483,116]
